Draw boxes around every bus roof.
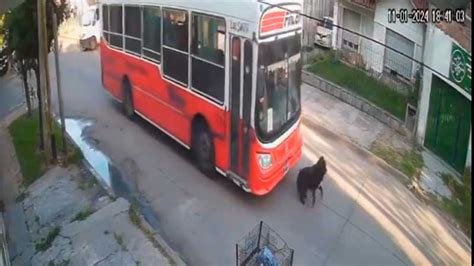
[99,0,303,23]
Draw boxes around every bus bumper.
[250,124,303,195]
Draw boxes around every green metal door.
[425,76,471,172]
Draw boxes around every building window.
[191,14,225,66]
[124,5,141,55]
[143,6,161,62]
[190,13,225,103]
[384,29,415,80]
[162,8,189,85]
[109,5,123,48]
[341,9,360,52]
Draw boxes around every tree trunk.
[20,60,32,117]
[33,62,44,151]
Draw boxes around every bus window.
[191,13,225,103]
[124,5,141,55]
[163,9,188,52]
[109,5,123,48]
[191,14,225,65]
[102,5,109,42]
[163,8,189,85]
[143,6,161,62]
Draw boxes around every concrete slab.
[3,203,32,261]
[31,198,170,266]
[419,151,457,199]
[302,84,386,150]
[22,166,102,241]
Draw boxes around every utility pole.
[52,9,67,161]
[37,0,52,163]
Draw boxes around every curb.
[136,213,187,266]
[301,113,412,186]
[302,69,413,138]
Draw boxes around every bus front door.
[230,37,253,179]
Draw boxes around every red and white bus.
[100,0,303,195]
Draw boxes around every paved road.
[0,69,24,118]
[48,49,470,266]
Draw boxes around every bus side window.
[102,5,109,42]
[124,5,141,55]
[109,5,123,49]
[142,6,161,62]
[190,13,226,103]
[162,8,189,85]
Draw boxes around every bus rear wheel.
[122,80,134,119]
[192,122,216,177]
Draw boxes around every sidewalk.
[300,82,471,264]
[0,108,185,266]
[301,83,456,198]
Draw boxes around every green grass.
[9,110,83,187]
[129,204,141,227]
[370,141,424,179]
[71,207,94,222]
[439,168,471,238]
[35,226,61,252]
[310,59,408,120]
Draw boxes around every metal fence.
[236,221,294,266]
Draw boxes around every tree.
[3,0,69,150]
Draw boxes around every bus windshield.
[256,33,302,142]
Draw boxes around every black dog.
[297,156,327,207]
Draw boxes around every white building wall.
[370,22,386,73]
[372,0,424,77]
[374,0,424,46]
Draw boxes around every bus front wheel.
[192,122,216,177]
[122,79,134,119]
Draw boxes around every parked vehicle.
[79,5,101,51]
[100,0,303,195]
[314,17,333,48]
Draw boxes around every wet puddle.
[62,118,161,229]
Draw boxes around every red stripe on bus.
[261,11,286,20]
[261,17,286,27]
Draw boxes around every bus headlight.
[257,153,272,169]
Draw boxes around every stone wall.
[302,69,412,137]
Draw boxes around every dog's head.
[312,156,327,172]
